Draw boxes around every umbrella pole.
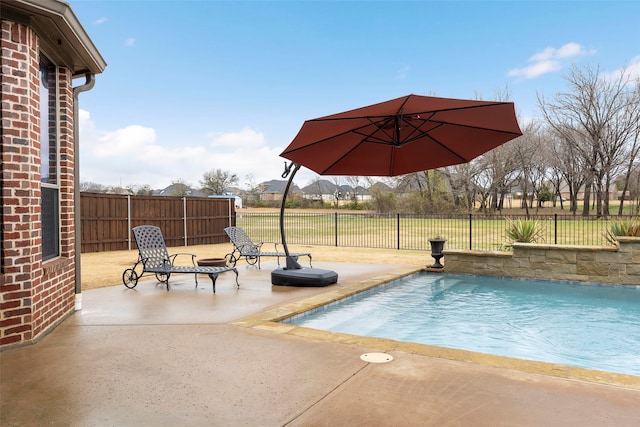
[280,162,303,270]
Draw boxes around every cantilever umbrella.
[281,94,522,176]
[274,94,522,285]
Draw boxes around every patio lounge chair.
[224,226,312,269]
[122,225,238,293]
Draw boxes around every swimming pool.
[283,273,640,376]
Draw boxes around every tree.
[616,79,640,215]
[547,130,588,214]
[395,170,457,214]
[200,168,238,196]
[79,181,109,193]
[462,86,520,213]
[168,178,191,197]
[344,175,362,205]
[368,184,397,213]
[509,121,556,214]
[470,143,519,213]
[243,174,261,207]
[330,176,345,208]
[539,63,640,216]
[126,184,153,195]
[443,162,482,211]
[308,176,325,203]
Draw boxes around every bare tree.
[471,142,519,213]
[616,79,640,214]
[79,181,109,193]
[243,173,261,207]
[443,162,482,211]
[308,176,324,203]
[622,166,640,212]
[539,63,640,216]
[168,178,191,197]
[617,134,640,214]
[510,121,540,215]
[464,86,521,212]
[547,129,588,214]
[514,121,557,214]
[200,168,239,195]
[344,175,362,205]
[126,184,153,195]
[330,176,343,208]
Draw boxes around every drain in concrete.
[360,353,393,363]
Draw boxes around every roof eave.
[1,0,107,75]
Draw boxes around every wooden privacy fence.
[80,193,236,253]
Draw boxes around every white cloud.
[207,128,266,149]
[508,42,596,79]
[77,110,294,190]
[124,38,135,47]
[512,60,562,79]
[603,55,640,83]
[94,17,108,25]
[628,56,640,79]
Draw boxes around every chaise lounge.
[122,225,238,293]
[224,226,312,269]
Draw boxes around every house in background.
[258,180,303,203]
[1,0,106,348]
[301,179,371,205]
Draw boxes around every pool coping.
[232,267,640,391]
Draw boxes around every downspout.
[72,73,95,310]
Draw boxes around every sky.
[68,0,640,191]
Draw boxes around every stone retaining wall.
[442,237,640,285]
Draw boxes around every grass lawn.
[81,244,429,291]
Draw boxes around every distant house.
[301,180,371,204]
[154,183,206,197]
[258,180,302,202]
[1,0,106,348]
[557,179,620,202]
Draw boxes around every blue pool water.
[284,273,640,376]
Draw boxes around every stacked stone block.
[443,238,640,286]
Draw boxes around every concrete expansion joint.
[284,360,371,426]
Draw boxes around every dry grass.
[81,243,431,291]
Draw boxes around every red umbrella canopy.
[281,94,522,176]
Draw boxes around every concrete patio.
[1,261,639,426]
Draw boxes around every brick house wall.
[1,0,105,349]
[1,20,75,347]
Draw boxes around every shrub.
[505,218,546,244]
[605,217,640,244]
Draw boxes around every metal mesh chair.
[224,226,312,269]
[122,225,238,293]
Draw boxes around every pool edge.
[232,267,640,391]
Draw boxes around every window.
[40,57,59,260]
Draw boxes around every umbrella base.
[271,267,338,287]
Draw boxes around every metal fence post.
[397,213,400,250]
[554,213,558,244]
[469,213,473,250]
[334,212,338,246]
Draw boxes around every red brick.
[0,335,22,346]
[0,317,21,328]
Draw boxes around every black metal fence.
[236,212,631,251]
